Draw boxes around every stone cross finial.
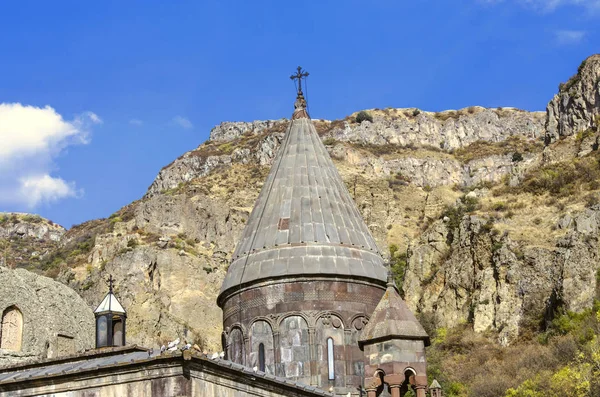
[290,66,309,97]
[107,274,115,293]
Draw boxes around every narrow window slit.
[327,337,335,380]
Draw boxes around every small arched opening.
[250,320,274,374]
[112,316,124,346]
[258,343,265,372]
[375,370,391,397]
[400,368,417,397]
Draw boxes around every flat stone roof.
[0,345,332,396]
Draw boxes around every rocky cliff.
[3,55,600,365]
[0,213,65,271]
[546,54,600,143]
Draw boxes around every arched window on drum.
[227,327,245,365]
[250,320,274,374]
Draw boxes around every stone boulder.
[0,267,94,366]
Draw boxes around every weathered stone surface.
[146,132,284,197]
[0,213,65,268]
[546,54,600,142]
[0,213,64,242]
[222,279,383,392]
[403,209,600,346]
[79,241,225,352]
[0,266,94,366]
[328,107,544,150]
[0,348,332,397]
[146,107,544,197]
[209,119,288,142]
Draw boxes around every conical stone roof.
[218,95,386,301]
[358,275,430,347]
[429,379,442,389]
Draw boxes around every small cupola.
[94,275,126,348]
[429,379,443,397]
[359,271,430,397]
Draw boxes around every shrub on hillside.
[355,111,373,124]
[512,152,523,162]
[389,244,407,296]
[520,156,600,197]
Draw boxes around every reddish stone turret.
[359,272,430,397]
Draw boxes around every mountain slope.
[3,53,600,396]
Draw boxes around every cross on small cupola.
[94,274,127,348]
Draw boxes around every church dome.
[218,94,386,303]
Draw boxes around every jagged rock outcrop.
[0,213,64,241]
[327,107,544,149]
[146,107,544,197]
[0,213,65,269]
[146,133,284,197]
[0,266,94,366]
[403,205,600,346]
[209,119,288,142]
[546,54,600,143]
[78,244,224,351]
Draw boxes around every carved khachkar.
[1,307,23,351]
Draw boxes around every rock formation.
[0,213,65,270]
[2,54,600,355]
[546,54,600,143]
[0,266,94,366]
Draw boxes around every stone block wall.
[221,278,385,394]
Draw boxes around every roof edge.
[0,351,333,396]
[358,334,431,349]
[0,345,148,373]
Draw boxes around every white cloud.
[18,175,79,208]
[172,115,193,129]
[555,29,586,44]
[0,103,100,208]
[129,118,143,126]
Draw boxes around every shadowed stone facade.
[221,278,384,391]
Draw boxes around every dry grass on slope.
[453,136,543,163]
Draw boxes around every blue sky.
[0,0,597,228]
